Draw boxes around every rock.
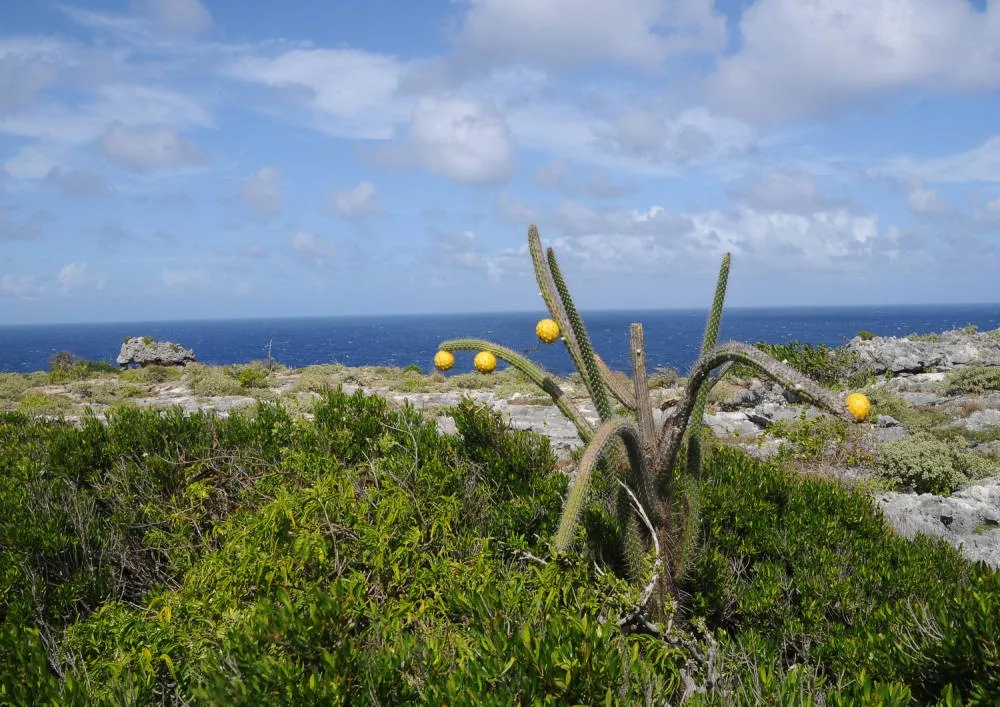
[876,476,1000,568]
[847,330,1000,375]
[118,337,196,367]
[746,402,801,428]
[896,391,947,406]
[939,408,1000,433]
[874,414,908,443]
[702,411,761,438]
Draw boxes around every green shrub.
[685,445,1000,704]
[120,365,182,385]
[16,392,75,416]
[874,432,995,494]
[856,330,876,340]
[731,341,871,390]
[945,366,1000,395]
[183,364,244,396]
[867,388,951,433]
[0,374,34,408]
[402,363,423,375]
[230,364,270,389]
[47,353,120,384]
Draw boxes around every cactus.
[437,225,860,623]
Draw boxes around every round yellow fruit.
[433,350,455,371]
[845,392,870,422]
[474,351,497,374]
[536,318,560,344]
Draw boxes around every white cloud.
[161,267,211,288]
[58,262,107,293]
[325,181,381,219]
[136,0,213,37]
[99,123,209,173]
[885,136,1000,184]
[290,230,337,266]
[409,96,515,183]
[728,170,842,214]
[223,47,406,139]
[3,146,61,179]
[239,166,283,216]
[532,158,635,198]
[709,0,1000,122]
[451,0,726,71]
[0,274,46,298]
[0,38,65,115]
[906,184,952,216]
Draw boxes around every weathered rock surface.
[877,477,1000,567]
[118,338,196,367]
[847,329,1000,375]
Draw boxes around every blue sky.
[2,0,1000,324]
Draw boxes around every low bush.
[874,432,996,494]
[945,365,1000,395]
[2,390,999,703]
[183,364,244,397]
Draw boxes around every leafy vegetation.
[874,432,996,494]
[945,365,1000,395]
[1,391,997,703]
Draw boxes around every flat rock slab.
[877,477,1000,568]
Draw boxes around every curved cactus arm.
[653,341,855,473]
[555,418,647,552]
[546,247,615,421]
[438,338,594,443]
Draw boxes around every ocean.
[2,304,999,376]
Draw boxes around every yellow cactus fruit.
[474,351,497,374]
[535,318,560,344]
[433,350,455,371]
[845,392,870,422]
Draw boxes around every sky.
[1,0,1000,325]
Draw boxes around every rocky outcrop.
[117,337,196,368]
[877,478,1000,567]
[847,328,1000,375]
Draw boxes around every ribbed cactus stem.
[554,418,645,552]
[685,253,732,476]
[438,338,594,442]
[545,247,615,421]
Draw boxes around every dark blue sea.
[2,304,998,376]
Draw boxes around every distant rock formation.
[117,337,196,368]
[847,328,1000,375]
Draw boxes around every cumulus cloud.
[325,181,382,219]
[728,170,843,214]
[58,262,107,293]
[906,183,952,217]
[290,230,338,266]
[239,166,283,216]
[708,0,1000,122]
[223,47,407,139]
[99,123,209,173]
[0,38,64,115]
[44,166,112,198]
[450,0,726,72]
[408,96,515,183]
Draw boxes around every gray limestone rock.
[847,329,1000,375]
[118,337,196,367]
[876,476,1000,568]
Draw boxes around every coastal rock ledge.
[117,337,196,368]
